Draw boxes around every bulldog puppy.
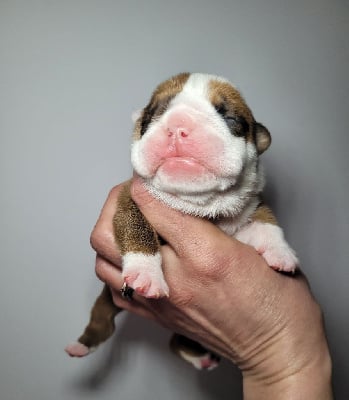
[65,73,298,369]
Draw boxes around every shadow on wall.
[68,312,242,399]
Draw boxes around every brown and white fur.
[65,73,298,369]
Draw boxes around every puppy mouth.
[156,156,212,178]
[150,156,225,195]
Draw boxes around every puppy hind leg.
[170,334,220,371]
[65,284,122,357]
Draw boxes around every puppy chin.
[149,169,237,196]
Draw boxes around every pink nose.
[166,112,194,138]
[167,127,189,138]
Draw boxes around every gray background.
[1,0,348,399]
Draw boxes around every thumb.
[130,177,231,257]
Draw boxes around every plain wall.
[1,0,348,399]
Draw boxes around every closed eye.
[223,115,249,137]
[224,115,238,123]
[214,104,249,136]
[214,104,237,123]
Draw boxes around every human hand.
[91,178,333,399]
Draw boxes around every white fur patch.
[122,252,169,298]
[181,73,230,96]
[235,221,299,272]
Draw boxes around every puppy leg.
[235,204,299,272]
[65,284,121,357]
[114,183,169,298]
[170,334,220,371]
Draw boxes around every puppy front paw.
[122,252,169,298]
[235,222,299,273]
[259,244,298,273]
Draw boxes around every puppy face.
[131,73,271,216]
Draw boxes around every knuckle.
[94,258,106,282]
[90,227,99,252]
[90,184,121,252]
[90,224,115,255]
[90,225,103,252]
[191,245,232,281]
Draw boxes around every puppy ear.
[131,108,143,123]
[254,122,271,154]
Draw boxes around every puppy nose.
[167,126,189,138]
[166,112,194,138]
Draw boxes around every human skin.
[91,178,333,399]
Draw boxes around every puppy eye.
[215,104,249,136]
[224,116,238,124]
[223,115,239,131]
[214,104,237,123]
[224,115,250,137]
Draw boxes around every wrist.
[241,330,333,400]
[242,354,332,400]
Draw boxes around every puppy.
[65,73,298,369]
